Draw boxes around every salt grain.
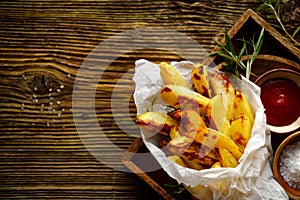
[21,103,25,110]
[22,74,27,81]
[279,141,300,190]
[48,106,53,113]
[40,104,44,111]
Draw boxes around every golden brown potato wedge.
[216,148,238,168]
[191,66,211,98]
[209,71,235,96]
[180,110,207,133]
[230,113,253,150]
[167,135,193,155]
[159,62,189,88]
[135,111,179,136]
[181,157,204,170]
[186,126,243,160]
[168,140,215,169]
[168,155,189,168]
[211,161,221,168]
[160,85,210,115]
[181,155,213,169]
[206,94,231,137]
[233,90,255,123]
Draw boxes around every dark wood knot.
[29,74,53,94]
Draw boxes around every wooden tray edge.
[122,138,175,200]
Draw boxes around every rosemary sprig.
[257,0,300,45]
[242,27,265,79]
[208,27,264,79]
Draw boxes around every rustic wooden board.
[0,0,299,199]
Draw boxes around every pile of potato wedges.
[135,62,255,170]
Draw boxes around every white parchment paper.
[133,59,288,200]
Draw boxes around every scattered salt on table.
[279,141,300,190]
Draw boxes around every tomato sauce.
[260,78,300,126]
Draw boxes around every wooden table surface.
[0,1,299,199]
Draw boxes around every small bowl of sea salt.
[273,131,300,199]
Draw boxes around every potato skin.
[191,66,211,98]
[160,85,210,115]
[216,148,238,168]
[159,62,189,88]
[230,114,253,150]
[135,111,179,136]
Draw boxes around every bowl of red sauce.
[255,68,300,134]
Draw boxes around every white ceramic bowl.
[254,68,300,134]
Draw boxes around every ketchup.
[260,78,300,126]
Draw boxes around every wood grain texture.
[0,0,299,199]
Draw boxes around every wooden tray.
[122,9,300,200]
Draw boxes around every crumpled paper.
[133,59,288,200]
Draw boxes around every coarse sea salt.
[279,141,300,190]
